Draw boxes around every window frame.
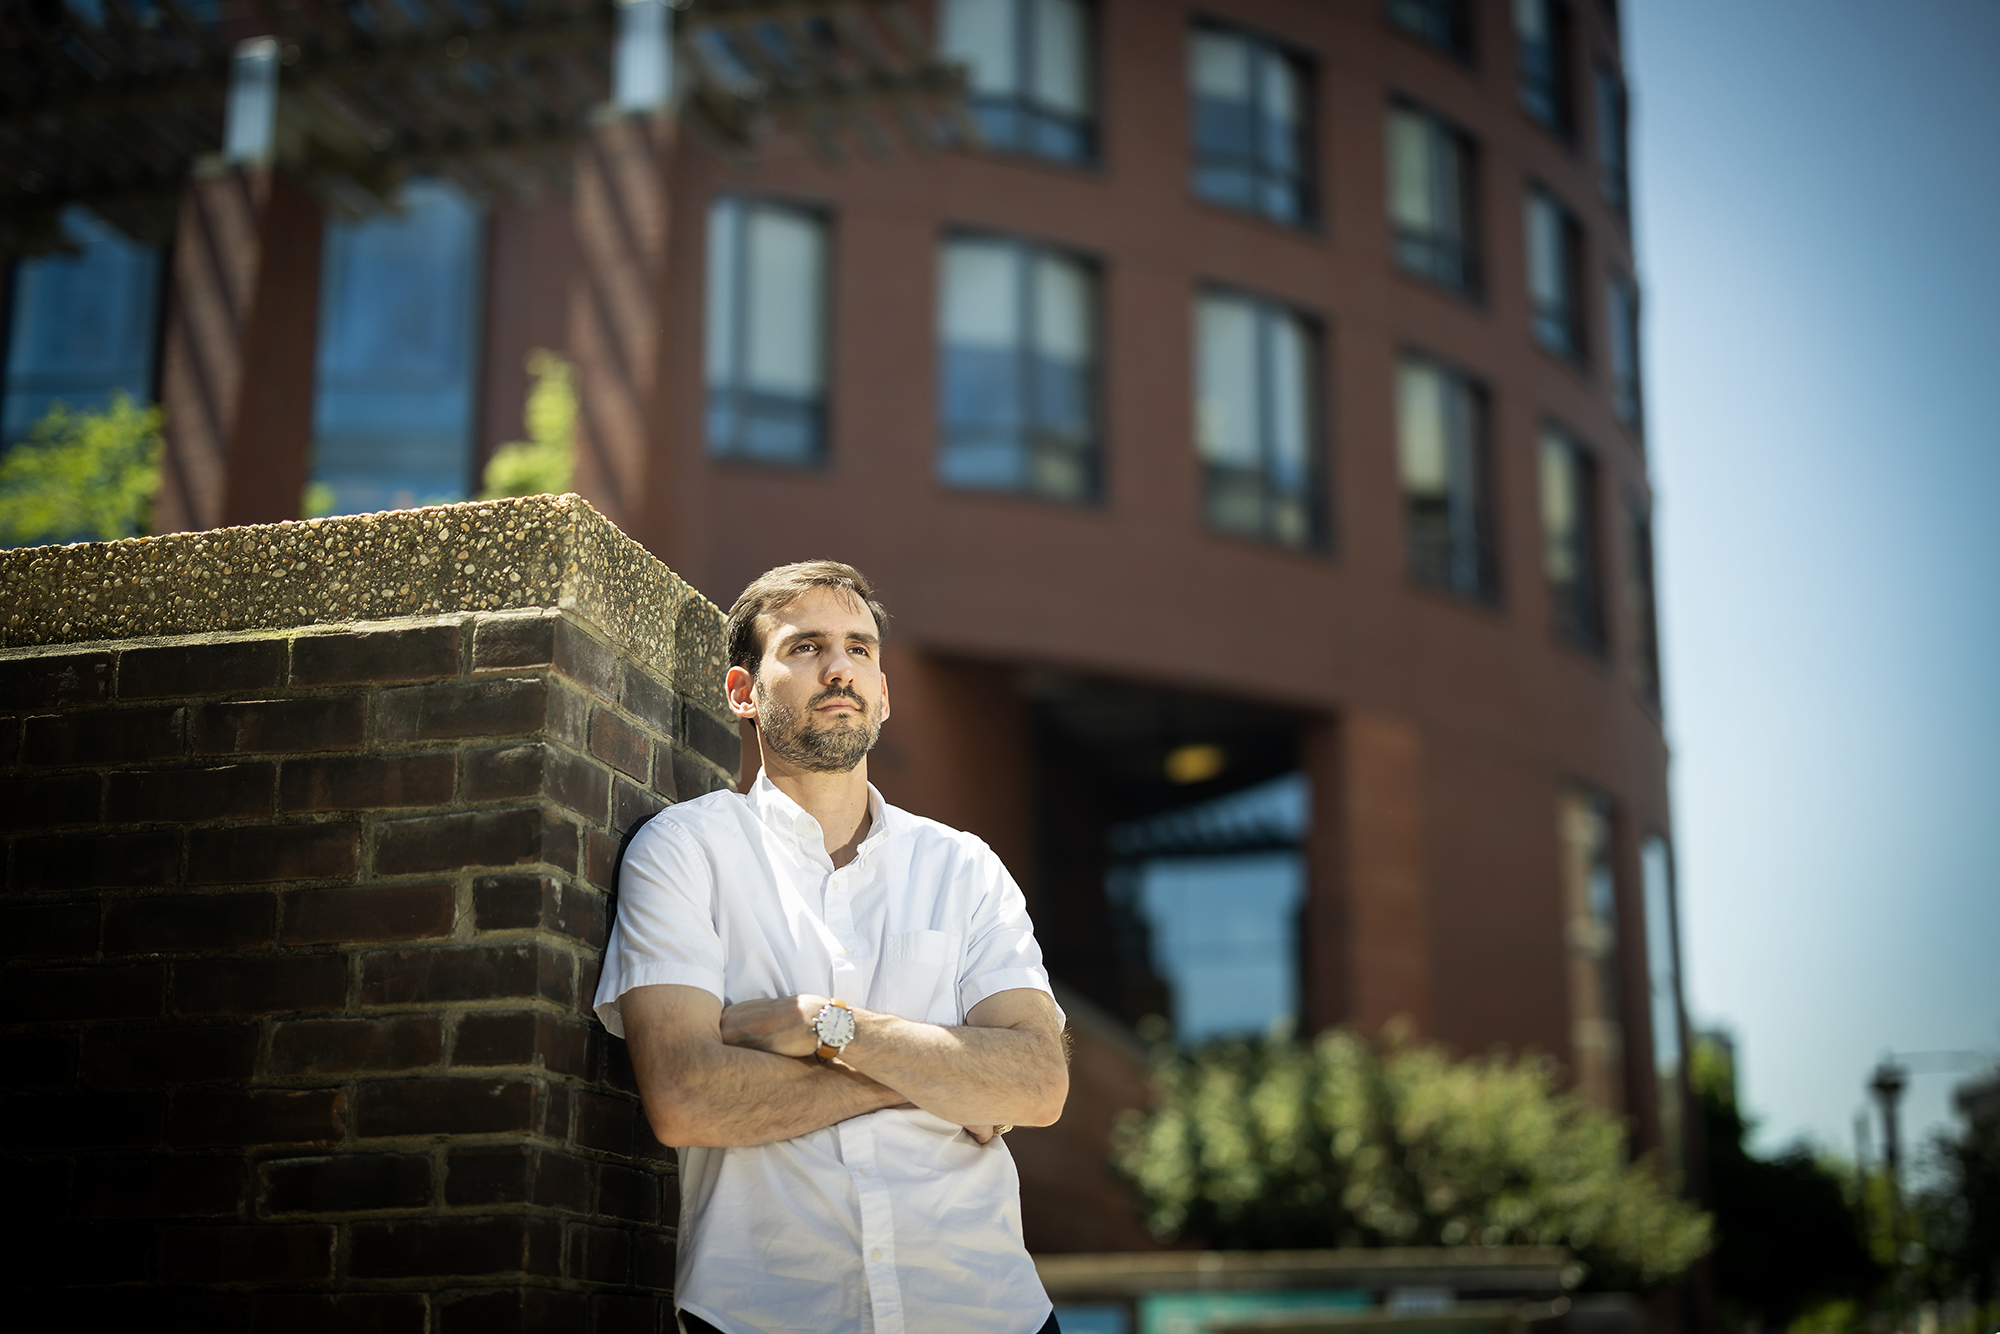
[1624,495,1662,709]
[942,0,1101,168]
[1526,182,1588,362]
[1540,421,1606,653]
[703,193,836,469]
[1607,269,1643,433]
[1514,0,1577,141]
[1594,62,1630,214]
[1396,349,1499,604]
[1384,0,1475,65]
[1187,17,1321,230]
[936,228,1105,506]
[1192,284,1330,554]
[1386,97,1483,298]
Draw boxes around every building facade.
[4,0,1688,1254]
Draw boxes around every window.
[706,197,829,465]
[1526,186,1585,358]
[1398,356,1495,600]
[1189,24,1314,226]
[941,0,1095,164]
[1595,65,1630,212]
[1608,273,1642,428]
[1195,291,1321,550]
[1387,103,1479,294]
[310,181,483,517]
[1625,500,1661,706]
[1514,0,1575,137]
[1558,787,1624,1113]
[1386,0,1472,61]
[1541,426,1603,649]
[938,235,1098,502]
[2,208,162,443]
[1641,834,1686,1177]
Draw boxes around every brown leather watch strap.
[813,998,854,1061]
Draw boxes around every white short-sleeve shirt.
[593,772,1061,1334]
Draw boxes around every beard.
[755,679,881,774]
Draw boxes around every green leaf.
[0,393,163,547]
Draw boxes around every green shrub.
[479,349,576,499]
[0,393,162,547]
[1114,1025,1712,1288]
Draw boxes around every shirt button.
[857,1168,869,1177]
[871,1248,883,1262]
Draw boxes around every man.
[593,560,1070,1334]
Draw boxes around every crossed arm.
[619,983,1069,1149]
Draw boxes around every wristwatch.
[813,998,857,1060]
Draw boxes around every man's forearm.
[642,1041,903,1148]
[837,1010,1066,1129]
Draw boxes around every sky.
[1626,0,2000,1165]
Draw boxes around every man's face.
[744,587,888,774]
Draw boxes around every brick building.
[4,0,1689,1263]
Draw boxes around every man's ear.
[725,664,758,720]
[877,672,891,726]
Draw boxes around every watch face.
[816,1003,857,1048]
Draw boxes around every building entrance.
[1023,672,1310,1044]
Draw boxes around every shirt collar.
[748,769,892,858]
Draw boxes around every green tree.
[1114,1026,1711,1288]
[1693,1036,1882,1331]
[0,393,162,547]
[478,348,576,499]
[1910,1074,2000,1317]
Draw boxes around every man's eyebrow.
[774,628,879,649]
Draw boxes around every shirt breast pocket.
[874,929,962,1024]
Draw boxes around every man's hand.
[719,994,828,1058]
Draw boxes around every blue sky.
[1628,0,2000,1162]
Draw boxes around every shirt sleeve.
[956,840,1064,1024]
[592,817,726,1039]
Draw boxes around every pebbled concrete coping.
[0,493,728,717]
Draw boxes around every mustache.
[811,685,866,712]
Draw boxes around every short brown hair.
[725,560,889,676]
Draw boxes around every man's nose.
[821,648,859,684]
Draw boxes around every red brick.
[635,1227,676,1290]
[462,741,610,819]
[1,1091,164,1147]
[353,1078,537,1138]
[0,651,112,709]
[372,807,575,876]
[583,828,620,891]
[269,1015,443,1076]
[683,704,742,775]
[72,1156,243,1217]
[437,1288,585,1333]
[617,662,678,739]
[469,873,550,931]
[375,677,546,742]
[281,882,455,945]
[597,1163,659,1224]
[359,943,571,1007]
[103,892,277,954]
[290,623,462,687]
[188,822,358,883]
[173,953,347,1015]
[553,618,617,700]
[0,900,99,958]
[594,1293,668,1333]
[0,1031,77,1089]
[671,748,727,801]
[161,1224,334,1283]
[546,680,588,749]
[278,753,455,812]
[452,1012,592,1077]
[193,695,365,755]
[574,1221,632,1284]
[587,707,649,780]
[169,1088,346,1146]
[119,639,286,699]
[106,763,275,823]
[21,704,184,765]
[575,1090,636,1155]
[444,1145,590,1210]
[260,1153,431,1215]
[613,775,666,834]
[21,1221,156,1288]
[1,964,165,1021]
[0,771,100,830]
[350,1216,560,1279]
[471,613,555,672]
[249,1294,427,1334]
[15,829,180,889]
[81,1024,259,1087]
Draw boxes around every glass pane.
[1138,851,1304,1045]
[943,239,1022,349]
[705,198,740,388]
[1195,296,1259,467]
[1642,834,1684,1174]
[1386,109,1435,231]
[1190,29,1250,101]
[1031,252,1091,365]
[311,180,483,516]
[742,205,825,397]
[1526,193,1564,308]
[1268,312,1310,479]
[1559,787,1624,1113]
[3,208,162,442]
[1541,435,1578,583]
[1514,0,1548,42]
[1256,47,1300,131]
[1397,360,1449,497]
[1031,0,1088,116]
[942,0,1018,97]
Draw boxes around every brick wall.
[0,499,739,1330]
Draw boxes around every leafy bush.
[479,349,576,499]
[0,393,162,547]
[1114,1025,1711,1288]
